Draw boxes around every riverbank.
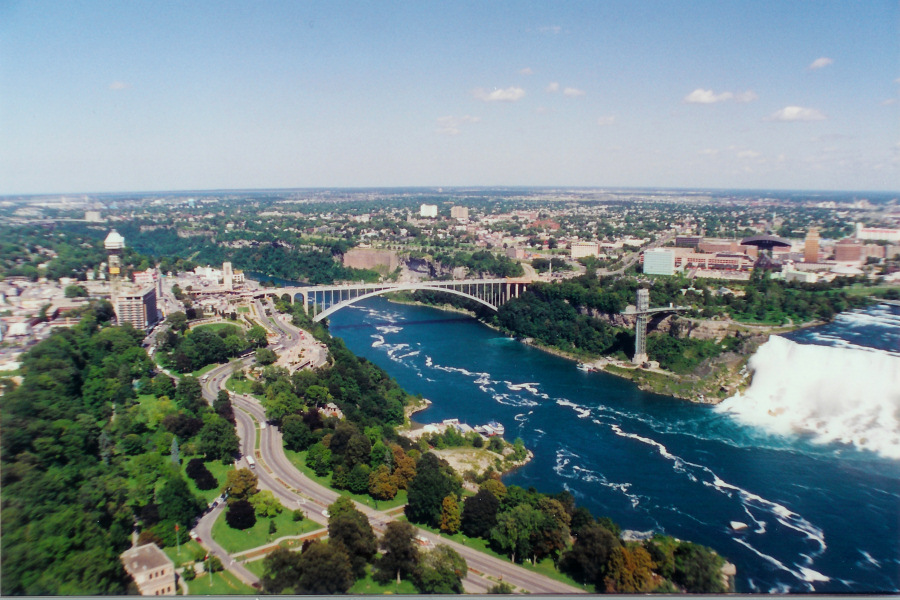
[384,295,806,405]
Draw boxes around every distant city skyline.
[2,1,898,195]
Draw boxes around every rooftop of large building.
[121,543,172,574]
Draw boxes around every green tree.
[295,541,353,594]
[672,542,727,593]
[261,546,302,594]
[225,499,257,530]
[282,414,312,451]
[374,521,419,585]
[174,376,204,414]
[490,503,540,564]
[222,468,258,501]
[156,476,203,529]
[560,522,621,587]
[306,442,332,477]
[406,453,461,528]
[413,544,468,594]
[461,488,500,539]
[255,347,277,365]
[198,414,239,462]
[327,502,377,578]
[250,490,284,518]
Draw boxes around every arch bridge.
[253,278,532,322]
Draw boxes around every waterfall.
[717,335,900,459]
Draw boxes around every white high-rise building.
[420,204,438,218]
[223,262,233,290]
[642,249,676,275]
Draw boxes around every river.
[319,296,900,593]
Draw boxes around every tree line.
[0,302,239,594]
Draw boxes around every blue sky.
[1,1,897,194]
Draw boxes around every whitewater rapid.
[717,335,900,459]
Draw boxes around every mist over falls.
[718,334,900,459]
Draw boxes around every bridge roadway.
[195,304,583,595]
[253,277,533,322]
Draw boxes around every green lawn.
[242,558,268,579]
[191,321,246,334]
[187,569,256,595]
[237,306,250,314]
[162,540,205,568]
[191,363,221,378]
[181,456,233,504]
[349,565,418,594]
[211,505,322,554]
[226,375,260,398]
[283,449,409,511]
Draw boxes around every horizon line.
[2,184,898,199]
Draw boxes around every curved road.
[196,307,583,594]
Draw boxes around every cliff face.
[579,307,734,342]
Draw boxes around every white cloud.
[472,87,526,102]
[596,115,616,126]
[563,87,585,97]
[698,148,720,156]
[809,57,834,70]
[538,25,562,35]
[737,150,762,159]
[881,98,897,106]
[767,106,826,122]
[684,88,733,103]
[684,88,757,104]
[108,81,130,91]
[546,82,560,93]
[435,115,480,136]
[519,67,534,76]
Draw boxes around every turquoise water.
[325,297,900,593]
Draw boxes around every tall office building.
[804,228,820,264]
[115,286,158,331]
[420,204,438,218]
[450,206,469,220]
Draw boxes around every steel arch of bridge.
[272,279,530,322]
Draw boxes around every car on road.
[321,509,330,518]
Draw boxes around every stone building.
[121,543,176,596]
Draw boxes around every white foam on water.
[859,550,881,568]
[376,325,403,334]
[371,335,385,348]
[717,336,900,459]
[556,398,592,419]
[608,422,829,589]
[553,447,643,508]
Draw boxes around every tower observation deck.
[622,288,689,365]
